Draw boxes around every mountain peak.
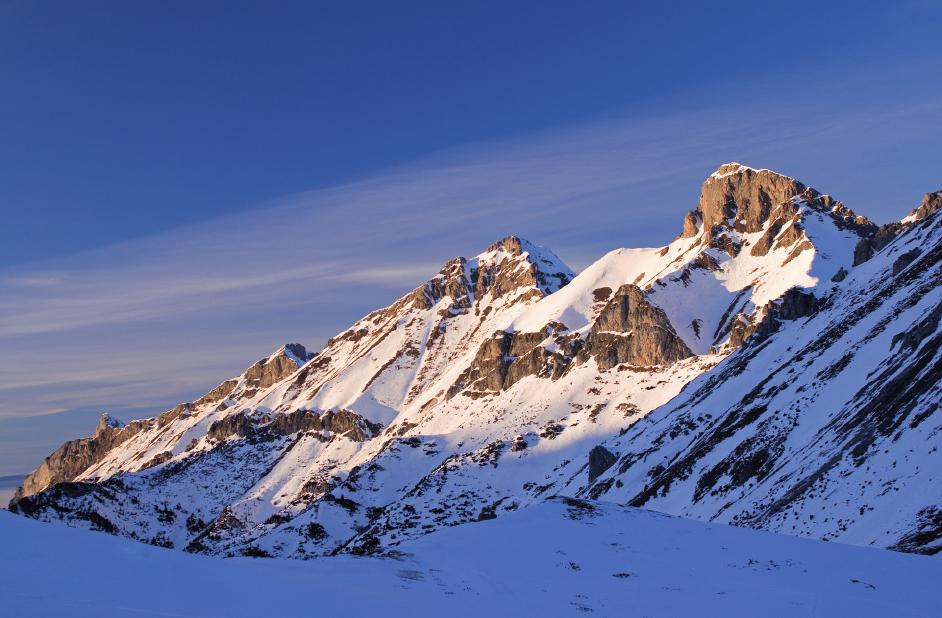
[482,234,529,256]
[415,235,573,304]
[710,161,759,178]
[278,343,313,366]
[475,235,573,297]
[709,162,798,181]
[684,162,872,240]
[93,413,124,437]
[697,163,806,234]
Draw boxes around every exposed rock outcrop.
[453,283,695,394]
[697,163,807,234]
[771,287,820,321]
[207,408,382,443]
[582,285,693,370]
[680,210,701,238]
[892,248,922,275]
[907,190,942,223]
[475,235,573,298]
[750,287,820,342]
[854,222,905,266]
[588,446,617,483]
[449,325,579,397]
[244,344,311,390]
[685,165,873,266]
[406,235,573,314]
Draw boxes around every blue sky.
[1,1,941,475]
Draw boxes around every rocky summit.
[11,164,942,558]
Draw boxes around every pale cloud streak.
[3,100,941,374]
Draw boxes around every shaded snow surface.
[2,498,938,617]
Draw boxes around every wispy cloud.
[328,264,441,285]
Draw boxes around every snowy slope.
[3,498,940,618]
[16,163,929,561]
[585,203,942,553]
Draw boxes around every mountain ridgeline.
[11,164,942,558]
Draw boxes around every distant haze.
[0,476,25,507]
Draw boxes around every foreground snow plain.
[2,497,938,617]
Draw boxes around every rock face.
[587,446,617,483]
[691,163,873,250]
[892,248,922,275]
[697,163,807,234]
[449,327,575,397]
[449,282,693,399]
[854,222,905,265]
[749,288,820,342]
[648,163,872,355]
[244,344,312,390]
[771,287,819,320]
[206,408,381,443]
[908,190,942,222]
[15,163,938,560]
[679,210,701,238]
[583,285,693,370]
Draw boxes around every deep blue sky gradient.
[3,1,941,265]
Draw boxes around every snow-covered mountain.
[583,188,942,554]
[11,163,941,559]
